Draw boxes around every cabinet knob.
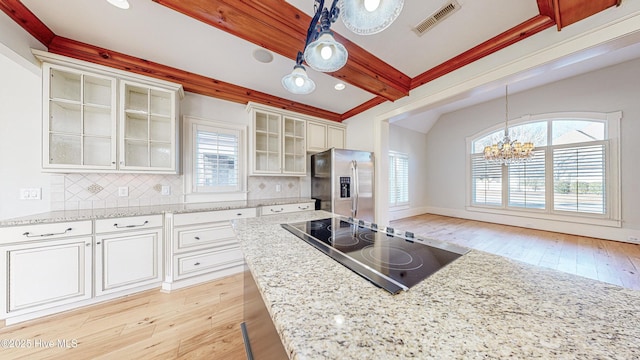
[194,262,201,266]
[194,236,200,240]
[86,243,91,247]
[96,242,101,245]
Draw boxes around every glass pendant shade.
[282,65,316,95]
[303,31,348,72]
[106,0,130,9]
[340,0,404,35]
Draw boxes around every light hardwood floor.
[0,273,246,360]
[391,214,640,290]
[1,214,638,359]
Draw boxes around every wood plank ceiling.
[0,0,620,122]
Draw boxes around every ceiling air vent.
[413,0,461,36]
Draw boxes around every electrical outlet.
[628,236,639,242]
[161,185,171,196]
[275,184,282,192]
[118,187,129,197]
[19,188,41,200]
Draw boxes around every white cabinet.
[282,116,306,174]
[163,208,257,291]
[306,120,346,153]
[249,105,306,176]
[327,125,346,149]
[260,202,315,216]
[0,221,93,321]
[94,215,163,296]
[43,63,117,170]
[35,50,183,174]
[119,81,178,172]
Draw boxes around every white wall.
[0,14,51,220]
[388,124,429,220]
[424,57,640,241]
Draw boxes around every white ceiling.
[18,0,640,133]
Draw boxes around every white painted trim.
[182,115,248,202]
[424,206,640,245]
[389,206,429,221]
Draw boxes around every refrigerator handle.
[351,160,359,218]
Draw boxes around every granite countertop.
[234,211,640,360]
[0,198,314,226]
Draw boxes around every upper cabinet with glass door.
[43,64,117,171]
[120,81,177,172]
[282,116,306,174]
[35,50,183,174]
[249,104,307,176]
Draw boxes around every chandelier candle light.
[483,85,535,165]
[282,0,404,94]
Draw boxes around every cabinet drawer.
[0,221,93,245]
[174,222,237,253]
[95,215,163,233]
[173,208,257,227]
[175,247,243,280]
[261,202,315,215]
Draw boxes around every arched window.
[467,111,620,226]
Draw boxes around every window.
[194,129,239,191]
[468,112,620,225]
[389,151,409,207]
[184,116,246,198]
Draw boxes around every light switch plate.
[161,185,171,196]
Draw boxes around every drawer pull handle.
[194,262,201,266]
[23,227,72,238]
[114,220,149,229]
[96,242,101,245]
[194,236,200,240]
[270,208,284,213]
[298,206,309,210]
[236,213,243,216]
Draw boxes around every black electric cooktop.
[281,217,468,294]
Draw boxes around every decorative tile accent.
[51,173,185,210]
[248,176,301,200]
[87,184,104,194]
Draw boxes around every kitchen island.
[234,211,640,359]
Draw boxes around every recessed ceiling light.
[334,83,346,91]
[107,0,130,9]
[253,49,274,64]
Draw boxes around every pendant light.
[303,6,348,72]
[282,53,316,95]
[483,85,535,165]
[340,0,404,35]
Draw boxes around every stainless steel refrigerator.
[311,148,375,222]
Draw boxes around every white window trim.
[465,111,621,227]
[183,115,248,203]
[389,151,409,209]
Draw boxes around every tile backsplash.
[247,176,301,199]
[51,173,184,211]
[51,174,303,210]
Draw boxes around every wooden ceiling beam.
[411,15,555,90]
[0,0,54,46]
[152,0,411,101]
[47,37,343,122]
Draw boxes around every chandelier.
[483,85,534,165]
[282,0,404,94]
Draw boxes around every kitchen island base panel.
[243,268,288,360]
